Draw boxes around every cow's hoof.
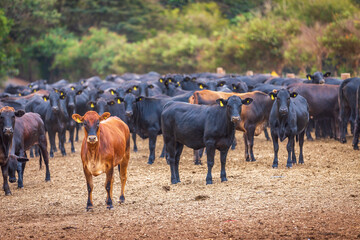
[286,165,292,168]
[194,161,202,165]
[221,177,228,182]
[206,180,213,185]
[307,138,314,141]
[147,161,153,165]
[353,145,359,150]
[86,205,93,211]
[9,177,16,183]
[133,148,138,153]
[245,157,251,162]
[272,165,278,169]
[119,195,125,203]
[17,185,24,189]
[171,179,178,184]
[106,205,113,210]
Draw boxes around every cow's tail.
[38,146,43,170]
[338,78,352,121]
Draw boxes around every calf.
[8,112,50,188]
[269,89,309,168]
[0,107,25,195]
[162,95,253,184]
[72,111,130,210]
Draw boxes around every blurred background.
[0,0,359,83]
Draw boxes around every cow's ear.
[198,83,204,89]
[54,88,59,93]
[191,77,197,82]
[116,97,123,104]
[136,97,143,102]
[148,84,154,89]
[306,74,312,81]
[269,92,277,101]
[107,100,115,105]
[76,90,82,95]
[110,89,116,95]
[15,109,25,117]
[42,96,49,102]
[133,86,138,91]
[324,72,331,77]
[290,92,298,98]
[176,82,181,87]
[72,114,83,123]
[184,76,190,82]
[159,78,164,83]
[98,90,104,94]
[232,84,238,90]
[216,98,227,107]
[89,101,96,109]
[100,112,111,121]
[242,98,253,105]
[60,94,66,100]
[126,88,132,93]
[71,86,75,91]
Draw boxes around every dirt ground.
[0,129,359,239]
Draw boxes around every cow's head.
[306,71,331,84]
[120,94,142,117]
[216,96,253,123]
[0,107,25,137]
[231,82,248,93]
[269,89,298,117]
[72,111,110,144]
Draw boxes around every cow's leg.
[231,138,237,150]
[160,144,166,158]
[17,162,25,188]
[105,167,114,209]
[147,133,157,164]
[271,132,279,168]
[75,123,80,142]
[48,131,56,158]
[119,149,130,203]
[298,131,305,164]
[306,119,314,141]
[132,133,138,152]
[205,144,216,184]
[69,126,75,153]
[243,133,250,162]
[263,126,271,141]
[174,143,184,183]
[34,145,39,157]
[39,135,51,181]
[84,168,94,211]
[59,129,66,156]
[1,165,11,195]
[220,150,228,182]
[315,120,321,139]
[340,108,350,143]
[30,146,34,158]
[247,127,256,162]
[193,150,202,165]
[291,136,297,164]
[286,137,294,168]
[164,138,177,184]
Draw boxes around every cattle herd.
[0,71,359,209]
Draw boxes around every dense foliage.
[0,0,360,82]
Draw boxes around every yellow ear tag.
[177,82,180,86]
[308,76,311,80]
[91,103,94,108]
[71,87,75,90]
[55,89,58,93]
[75,118,82,123]
[133,86,137,90]
[169,79,172,83]
[111,90,114,95]
[199,85,203,89]
[219,101,224,107]
[233,86,236,90]
[61,92,64,96]
[44,98,47,102]
[29,85,32,88]
[34,89,37,93]
[271,95,275,100]
[117,99,121,104]
[18,93,22,96]
[159,79,163,83]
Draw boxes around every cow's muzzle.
[125,111,133,117]
[52,106,59,112]
[3,127,13,136]
[87,135,98,144]
[231,116,241,123]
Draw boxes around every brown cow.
[72,111,130,210]
[190,90,273,162]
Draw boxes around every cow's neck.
[85,138,100,161]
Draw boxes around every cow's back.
[99,116,130,166]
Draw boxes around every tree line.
[0,0,360,83]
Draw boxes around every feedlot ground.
[0,130,359,239]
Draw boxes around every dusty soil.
[0,130,359,239]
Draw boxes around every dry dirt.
[0,130,359,239]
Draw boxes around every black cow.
[161,95,253,184]
[121,92,193,164]
[8,112,50,188]
[338,78,360,143]
[269,89,309,168]
[25,90,68,157]
[306,71,331,84]
[0,106,25,195]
